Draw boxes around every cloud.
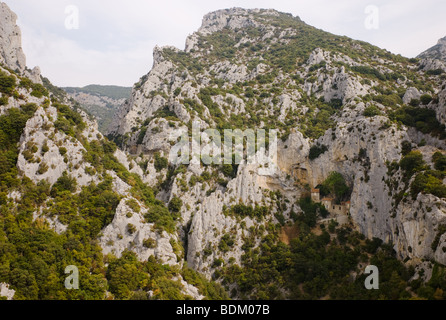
[21,24,156,87]
[3,0,446,87]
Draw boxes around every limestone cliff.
[418,36,446,63]
[0,2,26,73]
[108,8,446,281]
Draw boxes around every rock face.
[0,2,26,72]
[0,283,15,300]
[107,7,446,282]
[0,4,225,300]
[418,36,446,63]
[3,5,446,299]
[99,198,179,265]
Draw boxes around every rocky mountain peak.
[0,2,26,73]
[437,36,446,46]
[418,34,446,63]
[197,8,289,35]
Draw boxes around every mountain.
[418,36,446,63]
[63,85,132,133]
[108,8,446,299]
[417,35,446,76]
[2,4,446,300]
[0,2,224,300]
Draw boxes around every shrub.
[137,127,147,145]
[41,141,49,154]
[212,258,224,268]
[363,105,381,117]
[218,234,235,253]
[221,164,237,178]
[400,151,426,180]
[127,223,136,234]
[50,171,77,196]
[410,171,446,199]
[420,94,433,105]
[351,66,386,81]
[143,238,156,248]
[390,106,446,139]
[373,94,402,107]
[228,204,268,220]
[0,96,8,106]
[30,83,49,98]
[154,152,168,172]
[409,99,420,107]
[401,141,412,156]
[168,196,183,216]
[126,198,141,213]
[37,162,49,175]
[144,205,175,233]
[431,225,446,250]
[0,71,16,95]
[426,69,443,76]
[432,152,446,171]
[309,144,328,160]
[59,147,67,156]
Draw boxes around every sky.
[3,0,446,87]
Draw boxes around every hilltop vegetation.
[63,85,132,133]
[63,85,132,101]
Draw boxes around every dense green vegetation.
[63,85,132,101]
[0,65,227,300]
[318,171,350,203]
[0,70,16,95]
[309,144,328,160]
[216,213,446,300]
[54,103,86,137]
[390,106,446,140]
[0,105,37,193]
[216,216,414,300]
[0,187,225,300]
[297,197,329,226]
[223,204,269,221]
[0,124,222,301]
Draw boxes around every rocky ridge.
[418,36,446,63]
[0,2,210,300]
[2,4,446,300]
[108,8,446,282]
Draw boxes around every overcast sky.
[3,0,446,87]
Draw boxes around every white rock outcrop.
[99,198,179,265]
[0,283,15,300]
[0,2,26,73]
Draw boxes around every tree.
[322,171,349,202]
[363,105,381,117]
[50,171,77,196]
[400,151,426,179]
[432,152,446,171]
[168,196,183,216]
[420,94,433,105]
[309,144,328,160]
[154,152,168,172]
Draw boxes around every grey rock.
[0,2,26,73]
